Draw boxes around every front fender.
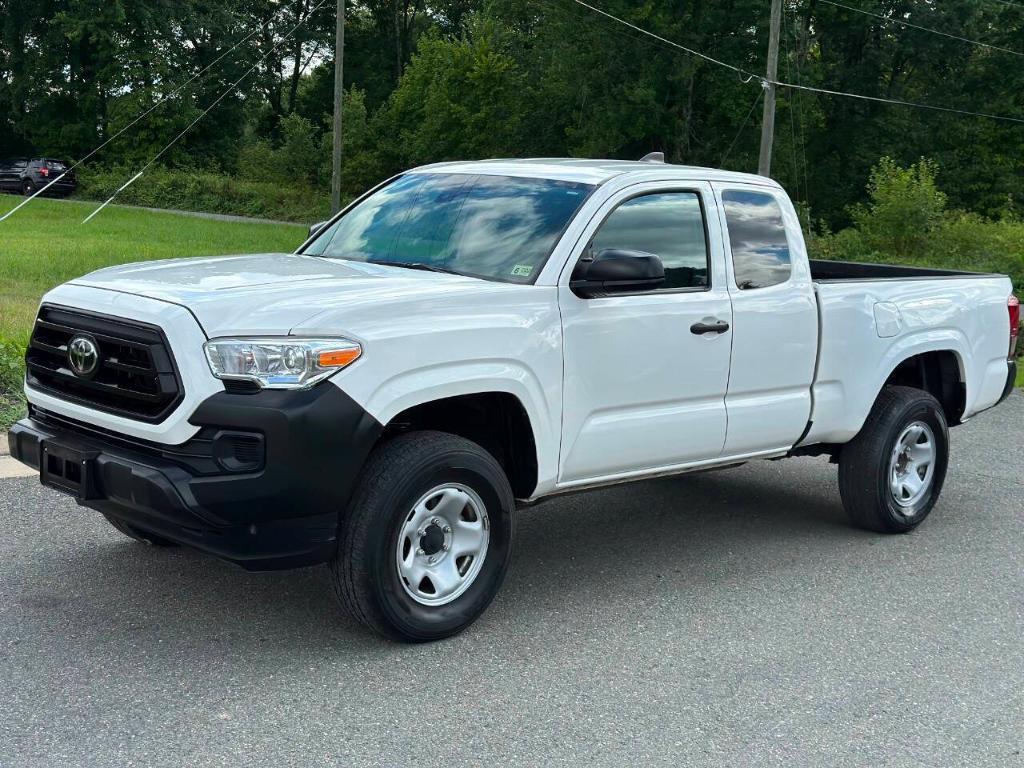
[331,359,559,495]
[310,287,565,496]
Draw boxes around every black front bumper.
[8,385,382,570]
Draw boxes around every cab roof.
[410,157,779,188]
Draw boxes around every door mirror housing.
[308,221,328,239]
[570,248,665,298]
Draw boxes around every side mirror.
[308,221,328,239]
[570,248,665,298]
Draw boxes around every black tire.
[330,431,515,642]
[22,180,35,196]
[102,514,180,547]
[838,385,949,533]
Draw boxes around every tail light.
[39,167,49,178]
[1010,294,1020,357]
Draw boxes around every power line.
[536,0,719,73]
[82,0,332,223]
[819,0,1024,57]
[984,0,1024,10]
[569,0,756,78]
[564,0,1024,125]
[0,16,280,223]
[778,80,1024,123]
[720,87,765,167]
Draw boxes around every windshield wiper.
[367,259,461,276]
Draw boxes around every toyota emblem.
[67,334,99,378]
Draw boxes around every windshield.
[303,173,594,283]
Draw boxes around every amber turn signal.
[318,347,362,367]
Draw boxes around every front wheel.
[838,385,949,533]
[330,431,515,642]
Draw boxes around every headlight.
[204,337,362,390]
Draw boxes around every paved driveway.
[2,395,1022,767]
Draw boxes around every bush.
[237,141,280,184]
[379,27,527,167]
[75,167,331,223]
[0,341,26,432]
[277,113,323,185]
[812,158,1024,293]
[850,157,947,259]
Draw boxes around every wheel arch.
[380,391,540,500]
[881,348,966,425]
[350,360,559,497]
[803,332,971,446]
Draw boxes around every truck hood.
[68,253,510,337]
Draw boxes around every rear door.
[558,181,734,484]
[712,183,818,454]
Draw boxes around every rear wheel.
[838,385,949,533]
[22,180,35,196]
[330,431,515,642]
[102,514,179,547]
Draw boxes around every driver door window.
[590,191,710,290]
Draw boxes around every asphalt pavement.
[1,394,1022,767]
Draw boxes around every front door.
[558,182,733,485]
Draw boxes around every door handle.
[690,320,730,335]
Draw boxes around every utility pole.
[330,0,345,214]
[758,0,783,178]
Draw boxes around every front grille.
[26,305,183,422]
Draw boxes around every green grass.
[0,196,306,347]
[0,195,307,430]
[0,341,25,430]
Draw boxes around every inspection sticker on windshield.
[511,264,534,278]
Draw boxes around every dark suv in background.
[0,158,77,197]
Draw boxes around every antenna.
[640,152,665,163]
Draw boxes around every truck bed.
[802,269,1013,449]
[809,259,992,282]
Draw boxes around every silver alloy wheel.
[395,483,489,606]
[888,421,936,510]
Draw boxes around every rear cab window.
[721,189,792,290]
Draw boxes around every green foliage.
[75,167,330,223]
[850,158,948,259]
[379,27,527,167]
[237,141,280,183]
[0,341,26,432]
[812,158,1024,292]
[239,88,375,198]
[321,87,380,196]
[8,0,1024,231]
[277,114,323,185]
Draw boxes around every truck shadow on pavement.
[17,459,861,653]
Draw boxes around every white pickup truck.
[10,159,1019,641]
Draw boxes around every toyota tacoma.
[9,159,1019,641]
